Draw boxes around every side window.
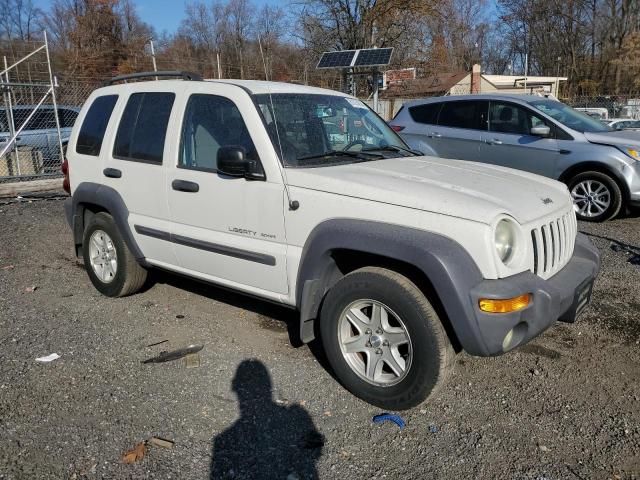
[489,102,548,136]
[438,101,488,130]
[179,94,258,171]
[76,95,118,156]
[114,92,175,163]
[408,103,441,125]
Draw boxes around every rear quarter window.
[76,95,118,156]
[408,103,441,124]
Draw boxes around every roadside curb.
[0,179,63,198]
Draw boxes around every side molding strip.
[134,225,276,266]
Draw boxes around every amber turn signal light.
[479,294,532,313]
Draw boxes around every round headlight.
[495,219,517,264]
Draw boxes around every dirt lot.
[0,195,638,480]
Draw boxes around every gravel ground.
[0,195,638,480]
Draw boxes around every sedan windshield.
[254,93,413,167]
[529,99,612,133]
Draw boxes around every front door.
[479,101,559,177]
[166,90,289,298]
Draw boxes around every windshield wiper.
[296,150,384,162]
[361,145,420,155]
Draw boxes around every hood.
[584,130,640,146]
[286,156,571,225]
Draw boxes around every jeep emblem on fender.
[542,198,554,205]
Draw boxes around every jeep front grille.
[529,210,576,279]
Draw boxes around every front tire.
[82,212,147,297]
[568,171,622,222]
[319,267,455,410]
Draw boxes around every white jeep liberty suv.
[63,71,600,409]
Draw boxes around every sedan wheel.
[571,180,611,218]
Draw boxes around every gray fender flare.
[66,182,145,262]
[296,219,486,353]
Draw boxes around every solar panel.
[353,48,393,67]
[317,50,357,69]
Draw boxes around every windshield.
[254,93,412,167]
[529,99,612,133]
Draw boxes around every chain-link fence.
[562,95,640,123]
[0,38,98,184]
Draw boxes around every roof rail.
[104,71,203,86]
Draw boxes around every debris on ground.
[184,353,201,368]
[175,314,185,319]
[142,345,203,364]
[2,265,14,270]
[122,442,146,463]
[428,424,439,433]
[35,353,60,363]
[372,413,406,429]
[24,285,37,293]
[146,339,168,348]
[148,437,175,449]
[610,243,640,265]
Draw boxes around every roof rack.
[104,71,203,86]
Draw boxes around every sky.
[35,0,498,38]
[35,0,288,36]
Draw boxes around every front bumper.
[467,233,600,356]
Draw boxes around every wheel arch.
[68,182,145,263]
[296,219,485,353]
[559,162,629,203]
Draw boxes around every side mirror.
[530,125,551,137]
[217,146,265,180]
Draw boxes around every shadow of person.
[210,360,324,480]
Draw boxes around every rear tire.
[568,171,622,222]
[319,267,455,410]
[82,212,147,297]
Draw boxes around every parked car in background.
[0,105,79,175]
[390,95,640,222]
[607,118,640,131]
[574,107,609,120]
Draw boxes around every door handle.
[172,179,199,193]
[103,168,122,178]
[429,132,442,138]
[486,139,503,145]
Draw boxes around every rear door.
[104,90,178,266]
[394,102,442,155]
[433,100,489,160]
[478,101,559,177]
[165,87,289,298]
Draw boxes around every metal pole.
[555,57,561,97]
[372,69,379,113]
[3,55,20,175]
[149,40,158,79]
[217,52,222,79]
[524,53,528,93]
[44,31,65,170]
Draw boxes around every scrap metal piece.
[142,344,203,364]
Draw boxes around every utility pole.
[555,56,561,97]
[524,53,528,93]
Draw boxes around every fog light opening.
[479,294,532,313]
[502,322,528,351]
